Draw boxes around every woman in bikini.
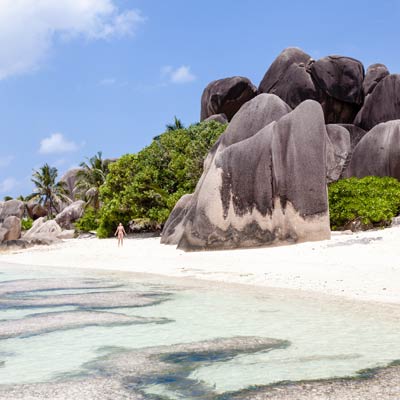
[114,223,127,247]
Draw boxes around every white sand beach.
[1,226,400,305]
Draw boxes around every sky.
[1,0,400,197]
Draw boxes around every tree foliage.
[76,151,112,209]
[328,176,400,230]
[28,163,69,217]
[97,121,226,237]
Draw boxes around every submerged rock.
[0,290,169,309]
[200,76,257,121]
[0,310,169,339]
[0,336,288,400]
[163,99,331,251]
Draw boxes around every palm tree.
[28,164,69,217]
[165,116,184,131]
[76,151,110,210]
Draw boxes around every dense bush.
[97,121,226,237]
[328,176,400,230]
[21,217,33,231]
[75,207,100,232]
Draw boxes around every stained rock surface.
[200,76,257,121]
[258,47,318,109]
[344,120,400,179]
[0,200,24,222]
[163,96,331,251]
[354,74,400,131]
[55,200,85,229]
[363,63,389,96]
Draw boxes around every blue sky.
[0,0,399,197]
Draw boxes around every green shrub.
[21,217,33,231]
[328,176,400,230]
[75,207,100,232]
[97,121,226,237]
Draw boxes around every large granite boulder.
[325,125,351,182]
[344,120,400,179]
[258,49,364,124]
[354,74,400,131]
[24,218,62,241]
[309,55,364,124]
[163,94,292,246]
[310,56,364,105]
[26,200,48,220]
[203,113,228,124]
[338,124,367,150]
[363,63,389,96]
[0,216,21,243]
[162,100,331,251]
[55,200,85,229]
[200,76,257,122]
[258,47,319,109]
[60,168,82,201]
[0,200,25,223]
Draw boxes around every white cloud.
[0,155,14,167]
[0,177,18,194]
[99,77,116,86]
[0,1,145,79]
[161,65,196,84]
[39,133,81,155]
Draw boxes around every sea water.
[0,261,399,399]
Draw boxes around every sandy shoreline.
[1,226,400,305]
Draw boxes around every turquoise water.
[0,262,399,399]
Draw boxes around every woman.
[114,223,127,247]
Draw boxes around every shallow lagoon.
[0,262,399,399]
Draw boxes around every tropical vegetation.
[328,176,400,230]
[96,120,226,237]
[75,151,111,210]
[28,163,69,217]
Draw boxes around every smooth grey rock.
[258,49,365,124]
[55,200,85,229]
[25,218,62,241]
[0,216,21,242]
[60,168,82,201]
[26,200,48,220]
[309,55,364,124]
[354,74,400,131]
[0,200,24,223]
[258,47,319,109]
[392,216,400,226]
[161,194,193,245]
[163,100,330,251]
[310,55,364,105]
[203,113,228,124]
[200,76,257,121]
[56,230,75,239]
[363,63,389,96]
[219,93,292,149]
[326,125,351,182]
[161,94,292,246]
[345,120,400,179]
[338,124,367,150]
